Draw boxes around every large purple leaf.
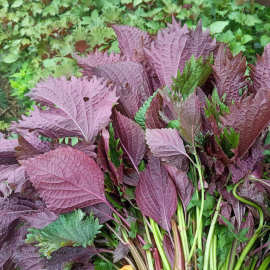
[178,92,202,143]
[21,147,107,213]
[13,106,81,139]
[213,44,247,104]
[250,43,270,91]
[165,165,194,211]
[181,20,216,68]
[113,111,146,170]
[15,77,118,143]
[145,128,188,168]
[83,61,152,118]
[144,19,189,87]
[0,138,18,165]
[136,157,177,232]
[221,89,270,158]
[112,25,152,61]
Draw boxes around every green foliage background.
[1,0,270,129]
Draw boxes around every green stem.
[258,256,270,270]
[177,202,189,261]
[122,230,148,270]
[250,256,258,270]
[143,216,154,270]
[150,218,171,270]
[228,240,237,270]
[203,196,222,270]
[233,180,264,270]
[188,152,205,262]
[210,234,217,270]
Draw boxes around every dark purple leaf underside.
[113,111,146,169]
[213,44,247,104]
[136,157,177,232]
[21,147,107,213]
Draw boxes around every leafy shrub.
[1,19,270,269]
[1,0,270,126]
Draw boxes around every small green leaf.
[210,21,229,34]
[108,123,123,167]
[128,220,138,239]
[172,55,212,101]
[260,35,270,47]
[134,90,158,129]
[143,243,152,250]
[25,209,102,258]
[245,14,262,26]
[11,0,23,8]
[215,127,239,158]
[167,119,180,130]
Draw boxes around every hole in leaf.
[83,97,89,102]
